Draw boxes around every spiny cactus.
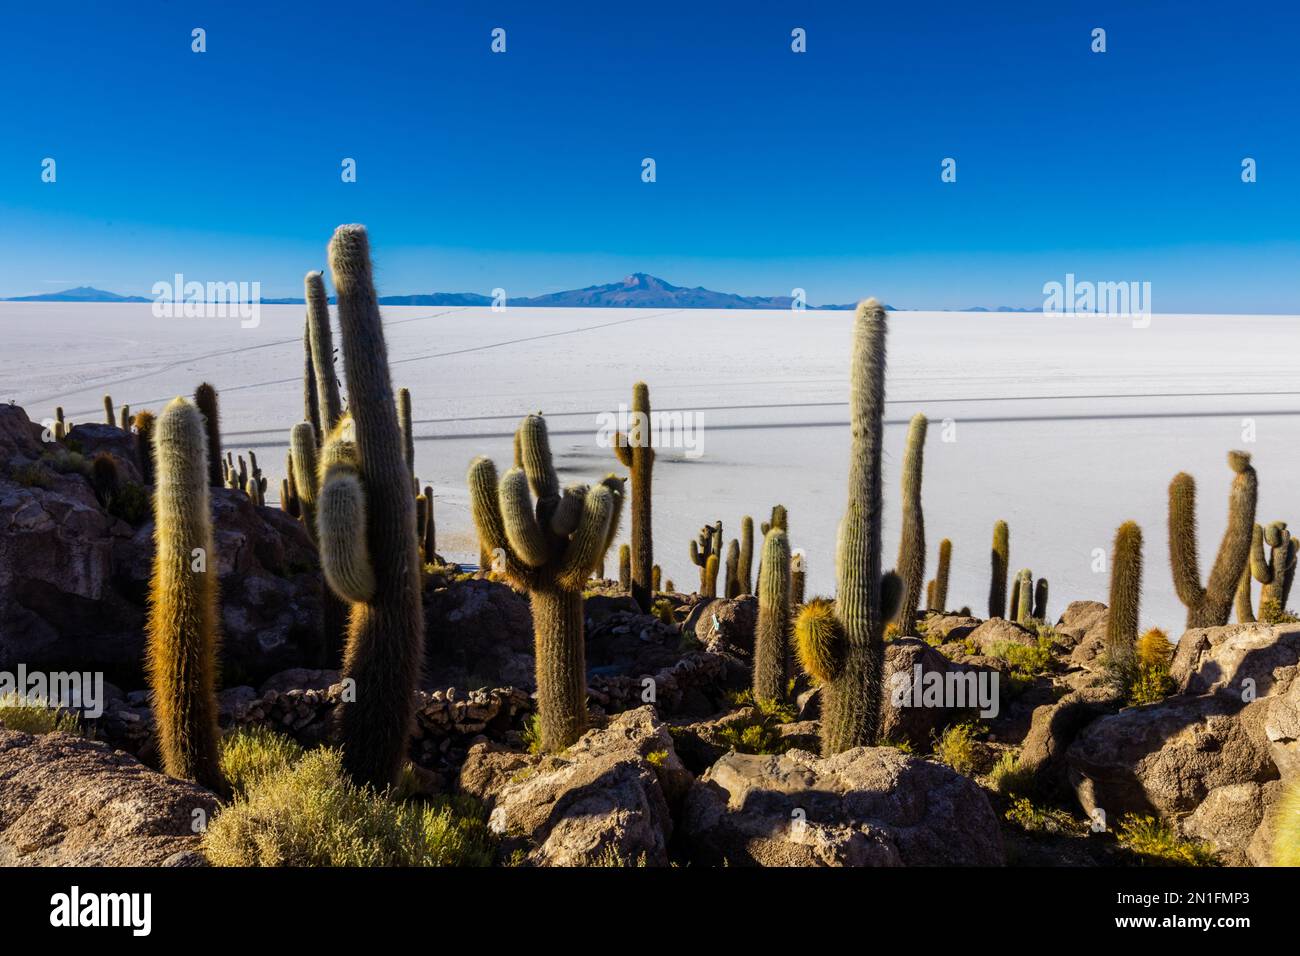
[1015,568,1033,625]
[119,404,131,432]
[422,484,437,562]
[664,577,675,593]
[54,406,65,441]
[305,270,343,437]
[738,515,754,595]
[103,394,114,426]
[792,299,902,754]
[1272,778,1300,866]
[132,410,156,486]
[618,543,632,591]
[303,319,321,441]
[1259,521,1297,618]
[651,564,661,592]
[194,383,223,487]
[397,386,416,491]
[613,381,655,613]
[1106,521,1143,686]
[931,538,952,612]
[895,413,927,636]
[1033,577,1049,621]
[753,528,792,702]
[725,538,740,598]
[690,521,723,596]
[791,551,806,606]
[284,451,300,518]
[1168,451,1258,629]
[145,398,227,796]
[320,225,426,789]
[89,453,119,508]
[989,520,1009,618]
[795,597,839,684]
[468,413,624,752]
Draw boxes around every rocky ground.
[1,402,1297,866]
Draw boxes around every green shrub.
[202,747,495,866]
[1004,796,1086,835]
[520,713,544,755]
[13,463,54,489]
[933,721,981,775]
[1116,814,1216,866]
[42,449,90,476]
[717,696,798,755]
[1260,598,1300,625]
[0,694,81,734]
[220,727,306,799]
[107,481,152,525]
[987,751,1035,796]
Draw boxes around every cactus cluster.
[690,521,723,597]
[793,300,902,754]
[469,413,624,752]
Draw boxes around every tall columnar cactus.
[753,528,792,702]
[1168,452,1258,629]
[793,300,902,754]
[613,381,655,612]
[468,413,624,752]
[305,270,343,437]
[738,515,754,595]
[422,484,437,561]
[725,538,741,598]
[397,386,416,490]
[989,520,1009,618]
[1106,521,1143,683]
[319,225,426,789]
[103,394,115,426]
[132,410,156,486]
[194,383,223,487]
[931,538,952,612]
[895,413,927,636]
[1015,569,1033,625]
[303,319,321,441]
[690,522,722,595]
[618,543,632,590]
[1033,577,1049,621]
[145,398,227,796]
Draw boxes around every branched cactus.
[792,299,902,754]
[753,528,792,702]
[194,383,223,487]
[1106,521,1143,685]
[690,521,723,596]
[319,225,426,789]
[1259,521,1297,619]
[895,413,927,636]
[738,515,754,595]
[1168,452,1258,628]
[931,538,952,612]
[145,398,227,796]
[989,520,1009,618]
[468,413,624,752]
[613,381,655,612]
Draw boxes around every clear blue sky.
[1,0,1296,310]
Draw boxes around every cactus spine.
[194,383,223,487]
[989,520,1009,618]
[613,381,655,612]
[753,528,792,702]
[145,398,227,796]
[1106,521,1143,684]
[738,515,754,595]
[1168,452,1258,629]
[468,413,624,752]
[895,413,927,636]
[795,299,900,755]
[321,225,426,789]
[932,538,952,612]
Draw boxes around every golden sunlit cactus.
[145,398,227,796]
[1106,521,1143,685]
[613,381,656,612]
[753,528,792,702]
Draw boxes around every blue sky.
[1,0,1296,310]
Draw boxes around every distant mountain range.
[1,275,1037,311]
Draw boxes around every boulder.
[0,403,44,464]
[424,577,534,689]
[65,423,143,485]
[921,613,981,645]
[681,746,1004,866]
[1055,601,1108,645]
[0,728,217,865]
[457,706,690,866]
[966,618,1037,656]
[1182,780,1279,867]
[1065,694,1278,819]
[1018,685,1122,798]
[880,637,999,750]
[682,596,757,653]
[1265,676,1300,778]
[1170,623,1300,699]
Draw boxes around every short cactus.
[791,551,806,606]
[422,484,437,562]
[989,520,1009,618]
[54,406,65,441]
[145,398,227,796]
[618,543,632,590]
[1033,577,1049,621]
[193,383,223,487]
[1259,521,1297,618]
[931,538,952,612]
[90,453,120,507]
[119,404,131,432]
[613,381,655,612]
[132,410,156,486]
[103,394,114,426]
[724,538,740,598]
[651,564,661,592]
[1168,452,1257,628]
[1015,568,1033,625]
[1272,778,1300,866]
[321,225,426,789]
[753,528,792,702]
[468,413,624,752]
[895,413,927,636]
[1106,521,1143,685]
